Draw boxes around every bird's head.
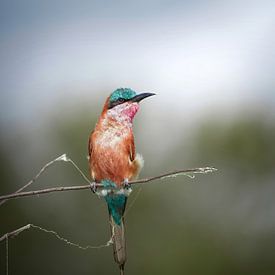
[105,88,155,122]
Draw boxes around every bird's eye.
[117,98,126,103]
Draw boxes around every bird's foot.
[90,182,97,193]
[123,178,131,189]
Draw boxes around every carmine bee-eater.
[88,88,155,274]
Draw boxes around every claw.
[123,178,131,189]
[90,182,97,193]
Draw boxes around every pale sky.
[1,0,275,127]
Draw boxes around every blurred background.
[1,0,275,274]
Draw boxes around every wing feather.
[127,133,135,162]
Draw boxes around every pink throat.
[123,102,139,122]
[107,102,140,124]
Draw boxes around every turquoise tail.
[102,179,127,225]
[102,180,127,269]
[105,194,127,225]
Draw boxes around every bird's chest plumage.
[96,125,129,149]
[90,119,135,185]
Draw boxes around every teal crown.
[110,88,137,102]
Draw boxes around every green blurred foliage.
[1,112,275,275]
[193,117,275,176]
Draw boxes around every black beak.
[131,92,156,103]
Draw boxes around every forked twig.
[0,166,217,202]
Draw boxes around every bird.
[88,88,155,274]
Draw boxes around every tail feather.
[109,215,126,268]
[102,180,127,270]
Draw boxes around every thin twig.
[0,167,217,202]
[0,224,31,242]
[0,224,113,248]
[6,235,8,275]
[0,154,90,206]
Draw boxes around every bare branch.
[0,224,113,248]
[0,167,217,202]
[0,224,31,242]
[0,154,90,206]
